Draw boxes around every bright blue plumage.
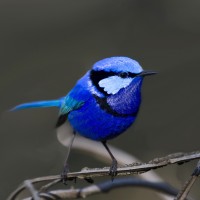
[11,56,156,178]
[11,99,62,111]
[67,73,143,141]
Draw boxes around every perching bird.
[11,56,156,179]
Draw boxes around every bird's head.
[90,56,156,97]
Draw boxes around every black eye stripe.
[90,70,116,83]
[90,70,136,81]
[90,70,114,95]
[90,70,137,95]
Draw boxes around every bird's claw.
[61,173,68,185]
[61,163,70,184]
[109,159,118,180]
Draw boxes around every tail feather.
[11,99,61,111]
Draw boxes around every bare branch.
[24,180,40,200]
[22,178,179,200]
[175,160,200,200]
[7,150,200,200]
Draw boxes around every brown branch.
[7,150,200,200]
[24,180,40,200]
[22,178,179,200]
[175,160,200,200]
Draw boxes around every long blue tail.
[11,99,62,111]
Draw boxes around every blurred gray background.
[1,0,200,199]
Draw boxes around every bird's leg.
[102,141,118,179]
[61,131,76,184]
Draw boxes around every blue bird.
[11,56,156,179]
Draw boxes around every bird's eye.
[119,72,129,78]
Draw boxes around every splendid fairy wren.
[11,56,156,179]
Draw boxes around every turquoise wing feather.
[60,95,84,115]
[56,95,84,127]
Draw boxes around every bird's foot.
[61,163,70,184]
[109,159,118,180]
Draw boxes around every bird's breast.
[68,96,136,141]
[106,77,143,116]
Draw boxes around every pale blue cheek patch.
[99,76,133,95]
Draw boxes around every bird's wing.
[56,95,84,128]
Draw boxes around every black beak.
[138,70,157,77]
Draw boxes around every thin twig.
[175,160,200,200]
[7,150,200,200]
[39,179,61,192]
[22,178,179,200]
[24,180,40,200]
